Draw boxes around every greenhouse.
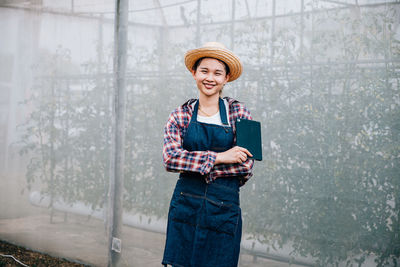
[0,0,399,266]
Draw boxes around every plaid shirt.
[163,97,254,185]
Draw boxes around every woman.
[162,42,254,267]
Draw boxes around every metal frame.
[1,1,399,266]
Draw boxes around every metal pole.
[107,0,129,266]
[49,78,56,224]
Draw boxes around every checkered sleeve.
[163,108,217,175]
[207,100,255,185]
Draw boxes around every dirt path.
[0,210,300,267]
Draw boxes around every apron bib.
[162,98,242,267]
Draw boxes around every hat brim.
[184,47,242,82]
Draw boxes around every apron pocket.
[205,198,240,236]
[170,192,202,226]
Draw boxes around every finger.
[238,152,247,162]
[237,146,253,157]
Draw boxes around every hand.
[215,146,253,165]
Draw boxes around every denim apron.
[162,98,242,267]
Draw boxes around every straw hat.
[184,42,243,82]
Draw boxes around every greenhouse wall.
[0,1,399,266]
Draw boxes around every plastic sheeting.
[1,1,399,266]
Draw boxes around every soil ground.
[0,239,88,267]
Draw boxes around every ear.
[191,69,196,78]
[225,74,230,83]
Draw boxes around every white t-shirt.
[197,111,223,125]
[194,99,230,126]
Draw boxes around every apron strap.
[219,97,229,125]
[191,100,200,123]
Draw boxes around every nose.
[205,73,214,81]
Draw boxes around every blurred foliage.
[19,46,112,211]
[18,1,399,266]
[236,4,400,267]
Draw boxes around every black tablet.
[235,118,263,161]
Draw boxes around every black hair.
[192,57,230,75]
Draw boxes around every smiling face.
[191,58,230,98]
